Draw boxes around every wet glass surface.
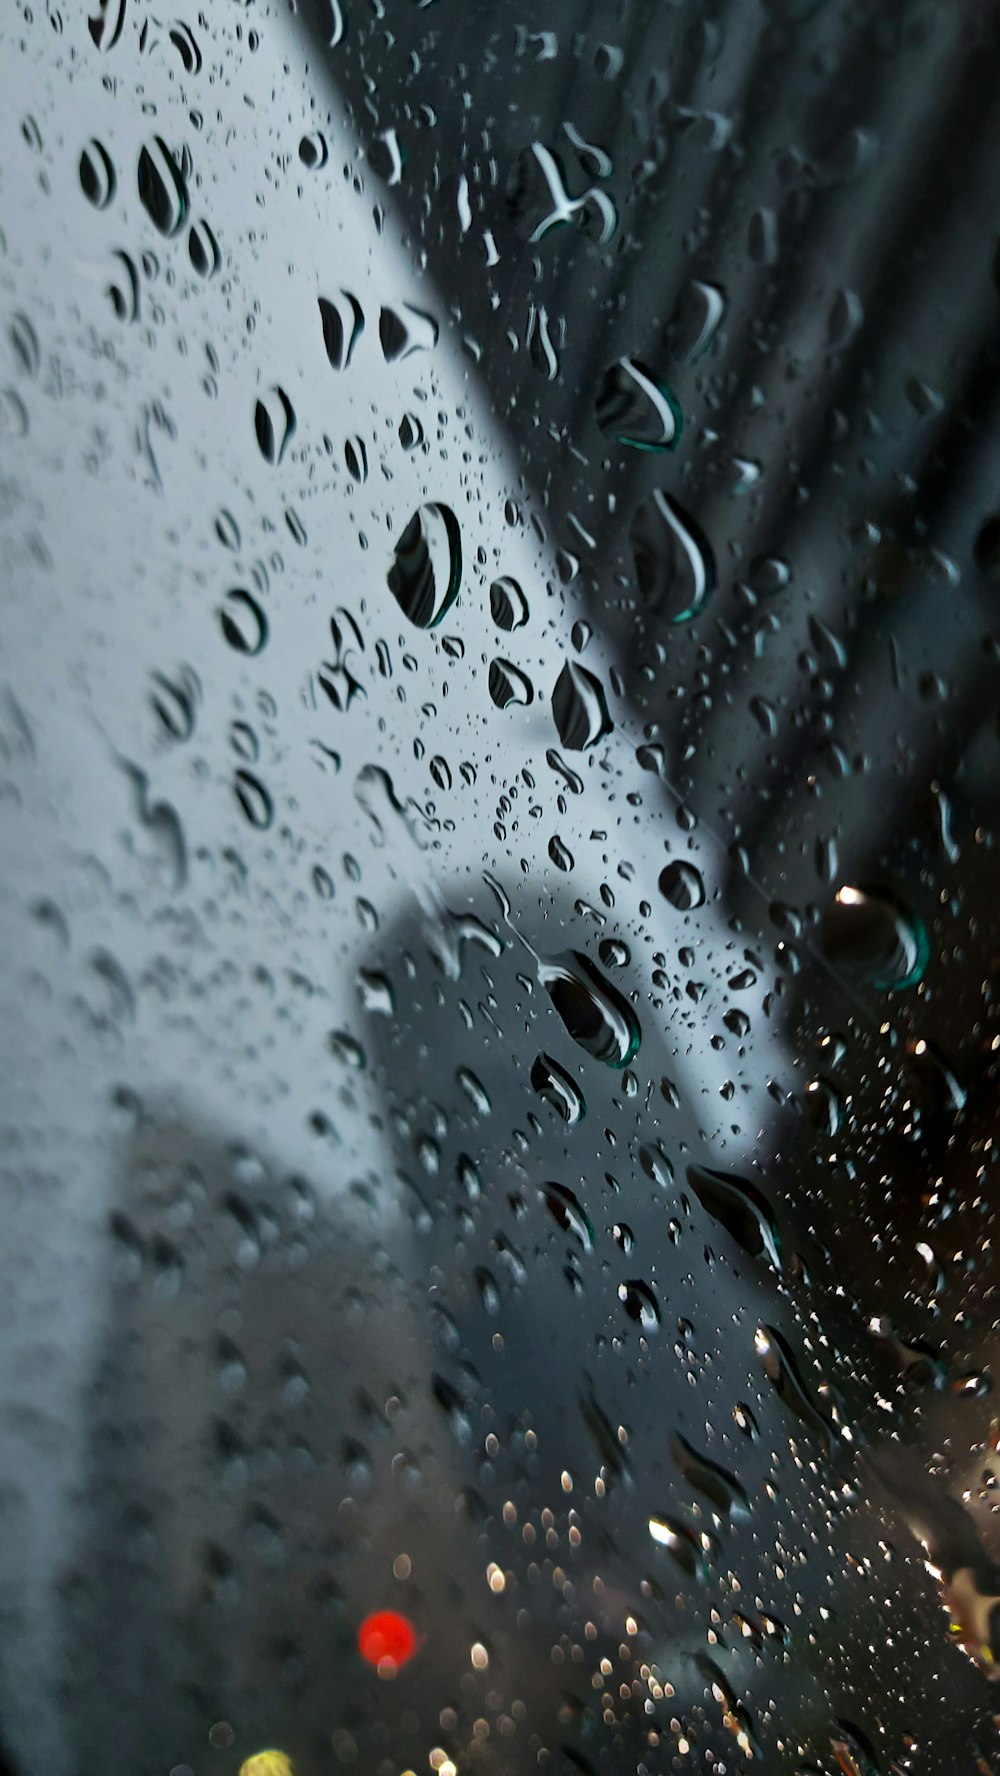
[3,2,1000,1773]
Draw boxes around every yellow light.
[240,1755,294,1776]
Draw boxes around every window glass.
[2,3,999,1774]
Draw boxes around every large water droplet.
[489,575,529,630]
[754,1325,833,1452]
[669,1432,750,1518]
[379,302,438,361]
[80,137,115,207]
[188,219,220,278]
[552,660,612,750]
[630,490,716,623]
[658,858,705,910]
[821,884,928,990]
[595,357,682,450]
[618,1277,660,1328]
[388,503,462,628]
[541,1181,593,1252]
[137,136,188,236]
[489,658,534,709]
[319,290,364,370]
[254,387,296,465]
[687,1165,781,1270]
[537,949,640,1067]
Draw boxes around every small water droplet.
[219,587,268,655]
[233,770,273,829]
[531,1053,586,1124]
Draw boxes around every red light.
[357,1609,418,1672]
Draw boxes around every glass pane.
[2,2,999,1773]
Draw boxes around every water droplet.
[255,387,296,464]
[548,834,573,870]
[167,19,202,72]
[345,435,368,482]
[658,859,705,911]
[137,136,188,236]
[388,503,462,628]
[298,131,329,169]
[79,137,115,207]
[149,666,198,740]
[821,884,929,990]
[215,508,240,550]
[379,302,438,361]
[531,1053,586,1125]
[670,279,726,363]
[670,1432,750,1518]
[598,936,629,968]
[316,0,345,44]
[630,490,716,623]
[647,1514,712,1580]
[552,660,612,750]
[188,219,220,278]
[319,291,364,370]
[541,1181,593,1252]
[618,1278,660,1328]
[219,587,268,655]
[8,313,38,381]
[357,967,394,1015]
[537,949,640,1067]
[595,357,682,450]
[106,250,140,322]
[804,1075,843,1135]
[399,412,423,450]
[687,1165,782,1270]
[489,575,529,630]
[457,1065,490,1115]
[234,770,273,829]
[0,386,28,437]
[754,1325,833,1451]
[88,0,126,52]
[489,659,534,709]
[329,1029,366,1069]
